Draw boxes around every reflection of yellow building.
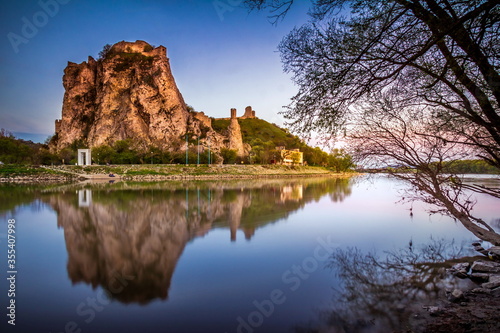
[280,185,304,202]
[277,146,304,165]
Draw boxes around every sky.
[0,0,313,143]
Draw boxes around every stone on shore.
[471,260,500,273]
[446,289,465,303]
[447,262,470,278]
[482,275,500,289]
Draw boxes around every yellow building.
[277,146,304,165]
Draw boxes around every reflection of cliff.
[44,177,352,304]
[49,192,197,304]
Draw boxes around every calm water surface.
[0,175,498,333]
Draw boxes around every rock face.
[227,109,247,156]
[52,40,242,156]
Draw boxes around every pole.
[185,188,188,219]
[197,138,200,165]
[185,134,188,165]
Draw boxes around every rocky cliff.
[52,40,241,157]
[228,112,246,156]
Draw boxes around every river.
[0,175,498,333]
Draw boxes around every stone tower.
[227,108,246,157]
[242,106,256,119]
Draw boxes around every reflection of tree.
[0,184,46,216]
[328,178,352,203]
[296,239,475,333]
[42,177,353,304]
[350,105,500,245]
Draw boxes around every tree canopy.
[245,0,500,244]
[247,0,500,166]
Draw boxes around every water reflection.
[297,238,477,333]
[77,189,92,207]
[36,177,353,304]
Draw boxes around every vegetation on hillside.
[0,129,57,165]
[1,120,355,170]
[442,160,499,175]
[211,117,354,170]
[92,139,215,165]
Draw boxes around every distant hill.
[12,132,50,144]
[211,117,331,165]
[442,160,499,174]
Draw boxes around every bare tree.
[246,0,500,167]
[245,0,500,244]
[349,100,500,245]
[0,128,14,138]
[244,0,296,24]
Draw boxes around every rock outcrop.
[51,40,246,157]
[227,108,246,156]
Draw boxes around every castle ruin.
[192,111,212,128]
[219,106,257,121]
[242,106,256,119]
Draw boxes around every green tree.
[35,148,58,165]
[303,146,328,166]
[98,43,113,60]
[92,145,115,164]
[220,148,238,164]
[112,140,140,164]
[0,130,51,164]
[290,150,302,165]
[328,149,354,172]
[59,148,75,165]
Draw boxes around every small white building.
[77,149,92,166]
[78,189,92,207]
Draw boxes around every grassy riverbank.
[0,164,355,182]
[0,164,71,181]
